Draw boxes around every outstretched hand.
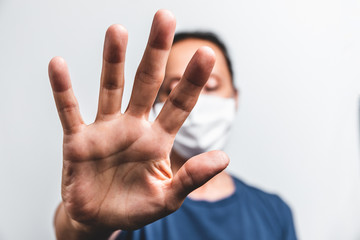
[49,9,229,237]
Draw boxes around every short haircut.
[173,31,234,84]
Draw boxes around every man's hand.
[49,9,229,238]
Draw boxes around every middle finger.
[126,9,176,118]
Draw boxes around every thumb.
[169,150,230,202]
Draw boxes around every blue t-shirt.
[117,176,297,240]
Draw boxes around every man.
[49,9,296,240]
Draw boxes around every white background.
[0,0,359,239]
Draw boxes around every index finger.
[155,46,215,135]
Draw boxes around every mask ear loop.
[233,88,240,112]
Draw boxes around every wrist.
[55,203,114,240]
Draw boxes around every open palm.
[49,10,229,234]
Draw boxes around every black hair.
[173,31,234,83]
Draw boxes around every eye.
[163,78,180,96]
[169,79,180,92]
[158,77,181,102]
[204,76,219,92]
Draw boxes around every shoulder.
[232,176,297,239]
[233,175,288,203]
[232,175,294,222]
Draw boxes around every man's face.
[157,38,235,102]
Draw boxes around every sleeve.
[278,198,297,240]
[114,231,130,240]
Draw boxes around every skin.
[109,36,238,240]
[50,10,230,240]
[158,38,235,101]
[158,39,238,201]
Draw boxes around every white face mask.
[151,95,236,159]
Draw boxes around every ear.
[234,88,240,111]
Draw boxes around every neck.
[170,150,235,201]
